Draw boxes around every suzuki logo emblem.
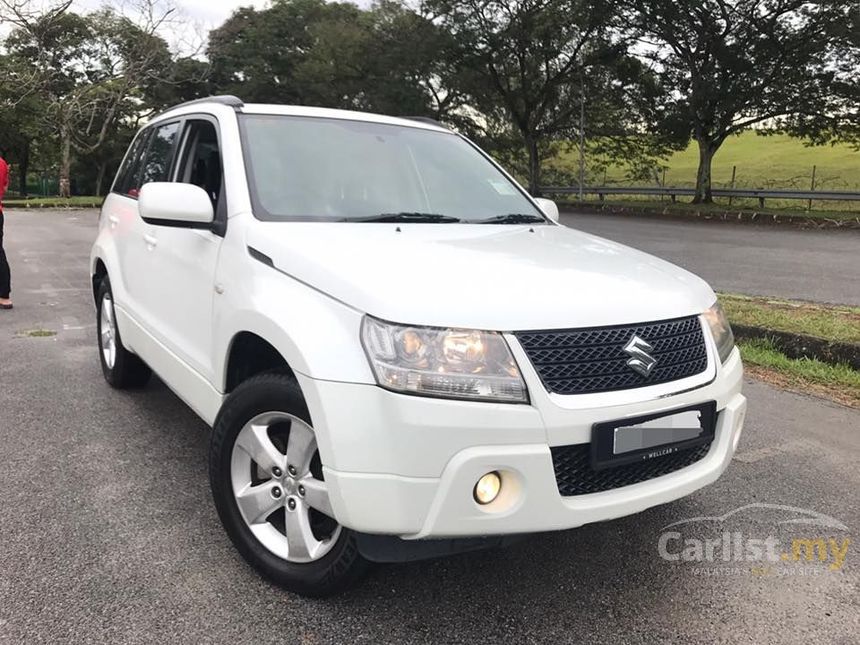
[623,335,657,377]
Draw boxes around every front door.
[139,117,226,384]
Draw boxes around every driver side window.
[176,120,222,208]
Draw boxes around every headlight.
[702,301,735,363]
[360,316,528,402]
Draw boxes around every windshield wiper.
[349,212,462,223]
[474,213,547,224]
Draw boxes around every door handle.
[108,215,119,228]
[144,234,158,249]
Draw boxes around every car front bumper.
[298,343,746,540]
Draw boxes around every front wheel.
[96,277,151,389]
[209,372,370,597]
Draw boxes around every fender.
[90,194,139,314]
[213,263,375,393]
[90,230,131,331]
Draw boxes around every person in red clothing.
[0,148,11,309]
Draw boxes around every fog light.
[474,471,501,505]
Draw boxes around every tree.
[422,0,667,195]
[0,53,50,195]
[208,0,357,105]
[4,1,190,196]
[343,1,468,120]
[208,0,462,119]
[628,0,859,203]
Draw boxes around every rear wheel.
[209,372,370,597]
[96,277,151,389]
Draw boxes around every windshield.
[239,114,545,223]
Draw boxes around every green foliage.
[549,131,860,191]
[1,0,857,201]
[626,0,859,202]
[423,0,678,193]
[2,196,104,207]
[207,0,458,118]
[738,338,860,405]
[1,3,207,196]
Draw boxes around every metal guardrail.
[540,185,860,207]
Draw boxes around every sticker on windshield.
[488,179,517,195]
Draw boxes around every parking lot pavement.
[0,210,858,644]
[562,210,860,306]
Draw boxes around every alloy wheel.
[100,293,117,370]
[229,411,341,563]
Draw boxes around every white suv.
[90,96,746,596]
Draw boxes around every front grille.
[515,316,707,395]
[551,441,713,496]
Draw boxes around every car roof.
[152,97,450,134]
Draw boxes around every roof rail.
[163,95,244,114]
[404,116,448,129]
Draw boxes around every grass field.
[550,132,860,190]
[548,132,860,212]
[722,293,860,407]
[720,294,860,344]
[739,338,860,407]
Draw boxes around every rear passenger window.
[139,122,180,188]
[113,130,151,198]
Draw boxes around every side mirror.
[139,182,215,228]
[534,197,560,223]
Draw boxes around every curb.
[733,324,859,370]
[559,202,860,229]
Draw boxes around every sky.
[75,0,370,29]
[73,0,269,29]
[67,0,370,53]
[68,0,269,53]
[3,0,370,53]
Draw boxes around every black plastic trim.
[355,532,525,563]
[141,217,213,230]
[247,246,274,267]
[590,400,717,471]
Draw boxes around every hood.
[247,222,716,331]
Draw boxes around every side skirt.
[113,304,224,426]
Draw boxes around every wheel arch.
[224,331,296,393]
[215,299,374,396]
[91,257,108,305]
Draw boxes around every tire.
[96,276,152,389]
[209,372,370,597]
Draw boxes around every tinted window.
[139,122,180,187]
[113,130,151,197]
[239,115,542,222]
[176,120,222,206]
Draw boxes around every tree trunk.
[95,162,107,197]
[693,139,717,204]
[18,140,30,197]
[525,135,541,196]
[59,128,71,199]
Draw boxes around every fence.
[539,185,860,209]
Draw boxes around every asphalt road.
[561,210,860,306]
[0,210,858,644]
